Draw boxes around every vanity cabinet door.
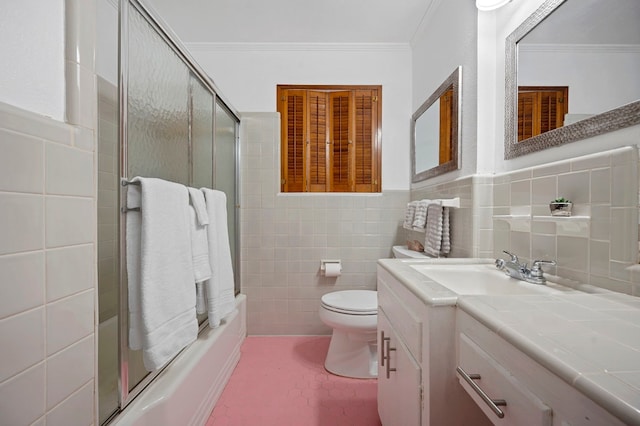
[378,308,422,426]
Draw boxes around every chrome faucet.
[495,250,556,285]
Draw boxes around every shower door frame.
[116,0,241,416]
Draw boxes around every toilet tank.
[392,245,429,259]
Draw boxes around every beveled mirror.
[504,0,640,159]
[411,66,461,182]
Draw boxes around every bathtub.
[111,294,246,426]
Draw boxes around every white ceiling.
[145,0,438,44]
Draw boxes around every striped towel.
[441,207,451,255]
[412,200,430,230]
[403,201,418,230]
[424,203,444,257]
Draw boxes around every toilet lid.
[321,290,377,314]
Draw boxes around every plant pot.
[549,202,572,217]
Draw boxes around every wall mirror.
[411,66,461,182]
[504,0,640,159]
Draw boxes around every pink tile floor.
[206,336,381,426]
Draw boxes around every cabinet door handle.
[385,341,397,379]
[456,366,506,419]
[380,331,390,366]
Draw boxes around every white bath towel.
[424,202,444,257]
[412,200,430,230]
[403,201,418,230]
[126,182,143,351]
[188,187,209,226]
[126,177,198,371]
[188,189,212,284]
[201,188,236,328]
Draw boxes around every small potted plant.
[549,197,572,216]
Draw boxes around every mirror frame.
[411,66,462,183]
[504,0,640,159]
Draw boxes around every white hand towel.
[188,205,212,283]
[424,202,444,257]
[201,188,236,328]
[126,177,198,371]
[403,201,418,230]
[412,200,430,230]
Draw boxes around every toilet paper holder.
[320,259,342,275]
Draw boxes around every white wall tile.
[557,236,589,272]
[45,381,94,426]
[590,168,611,204]
[46,290,94,356]
[46,335,94,409]
[0,308,45,382]
[45,142,94,196]
[45,196,94,248]
[0,363,45,426]
[558,171,590,204]
[0,252,44,319]
[0,193,44,255]
[46,244,94,302]
[0,129,44,193]
[510,180,530,206]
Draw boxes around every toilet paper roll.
[324,262,341,277]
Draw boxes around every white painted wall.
[0,0,65,120]
[411,0,478,186]
[489,0,640,173]
[186,43,412,190]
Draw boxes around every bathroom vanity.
[376,258,640,426]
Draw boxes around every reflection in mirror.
[411,66,461,182]
[505,0,640,159]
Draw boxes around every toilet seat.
[321,290,377,315]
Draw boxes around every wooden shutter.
[517,86,568,141]
[307,91,329,192]
[439,88,453,164]
[354,89,377,192]
[329,91,352,192]
[281,89,306,191]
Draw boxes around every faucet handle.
[502,250,519,263]
[531,260,556,276]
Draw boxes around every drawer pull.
[380,331,390,366]
[456,366,506,419]
[386,341,396,379]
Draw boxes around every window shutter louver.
[282,90,306,191]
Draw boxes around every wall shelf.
[493,214,590,237]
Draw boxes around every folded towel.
[126,177,198,371]
[201,188,236,328]
[403,201,418,230]
[441,207,451,255]
[412,200,430,230]
[424,203,444,257]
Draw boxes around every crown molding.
[184,42,411,53]
[518,43,640,54]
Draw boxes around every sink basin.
[409,263,570,295]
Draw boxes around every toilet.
[319,290,378,379]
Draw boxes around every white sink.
[409,263,571,295]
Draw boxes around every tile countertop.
[457,293,640,425]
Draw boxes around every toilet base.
[324,329,378,379]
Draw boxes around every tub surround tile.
[46,290,94,356]
[45,142,94,197]
[0,252,45,319]
[0,193,44,255]
[0,363,46,426]
[0,129,44,193]
[45,380,94,426]
[46,335,94,409]
[0,308,45,382]
[45,196,94,248]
